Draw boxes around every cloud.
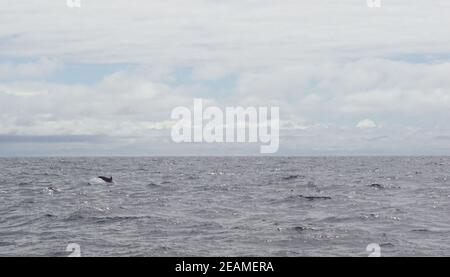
[356,119,377,129]
[0,73,190,137]
[1,1,450,155]
[190,64,229,81]
[1,1,450,66]
[0,58,61,80]
[2,57,450,154]
[0,134,105,143]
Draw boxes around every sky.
[1,0,450,156]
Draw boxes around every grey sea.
[0,156,449,257]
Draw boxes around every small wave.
[312,216,360,224]
[65,213,85,222]
[306,181,317,188]
[279,194,332,204]
[47,186,61,193]
[17,182,32,187]
[64,207,155,224]
[298,195,332,201]
[147,182,160,188]
[42,186,61,195]
[0,241,16,247]
[412,229,429,232]
[411,228,449,234]
[368,183,384,189]
[64,205,111,222]
[88,177,110,185]
[368,183,401,190]
[282,175,304,181]
[276,226,313,233]
[360,213,381,220]
[21,198,36,204]
[2,213,54,229]
[93,215,155,224]
[209,171,225,176]
[290,226,315,233]
[380,243,395,248]
[433,176,450,183]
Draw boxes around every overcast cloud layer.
[1,0,450,155]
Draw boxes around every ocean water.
[0,156,449,257]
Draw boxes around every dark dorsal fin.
[98,176,113,183]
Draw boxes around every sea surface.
[0,157,449,257]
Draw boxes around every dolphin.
[98,176,113,183]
